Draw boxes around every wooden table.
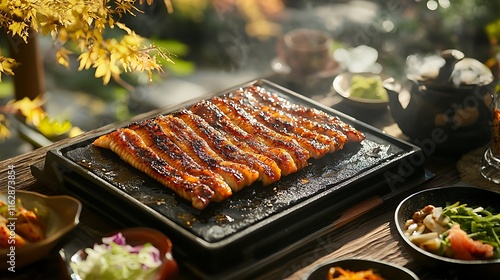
[0,78,498,280]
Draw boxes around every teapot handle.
[435,49,465,84]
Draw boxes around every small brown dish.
[0,190,82,269]
[69,227,178,280]
[302,258,419,280]
[394,184,500,279]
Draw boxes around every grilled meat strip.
[247,86,365,142]
[210,96,310,170]
[154,114,259,191]
[127,120,232,202]
[93,128,214,210]
[190,100,298,176]
[173,109,281,186]
[237,104,330,158]
[231,89,347,151]
[229,95,332,158]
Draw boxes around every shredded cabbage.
[70,232,162,280]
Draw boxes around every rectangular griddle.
[32,79,428,278]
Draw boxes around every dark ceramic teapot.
[386,49,495,155]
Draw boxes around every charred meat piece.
[210,96,311,170]
[231,88,347,151]
[93,129,214,210]
[173,109,282,186]
[127,120,232,202]
[229,93,333,158]
[154,115,259,192]
[247,86,365,142]
[190,100,298,176]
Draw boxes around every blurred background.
[1,0,499,160]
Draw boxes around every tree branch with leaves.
[0,0,285,142]
[0,0,173,84]
[0,0,173,141]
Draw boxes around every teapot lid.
[407,49,493,87]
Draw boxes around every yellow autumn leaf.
[103,71,112,84]
[94,62,109,78]
[77,52,90,70]
[7,97,47,125]
[58,28,69,42]
[112,45,130,57]
[109,60,121,76]
[0,121,12,141]
[9,96,44,116]
[21,107,45,126]
[0,1,9,11]
[36,116,72,138]
[1,58,18,75]
[115,22,132,34]
[123,34,143,46]
[12,8,23,18]
[68,126,84,138]
[0,114,11,141]
[89,51,99,62]
[56,48,73,68]
[8,21,27,38]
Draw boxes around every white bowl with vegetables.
[0,190,82,269]
[69,227,178,280]
[395,184,500,279]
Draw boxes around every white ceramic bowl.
[332,72,392,109]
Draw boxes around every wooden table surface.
[0,77,498,280]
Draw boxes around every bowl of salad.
[0,190,82,269]
[69,227,178,280]
[395,184,500,279]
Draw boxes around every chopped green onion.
[441,202,500,258]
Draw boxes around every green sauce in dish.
[349,75,388,100]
